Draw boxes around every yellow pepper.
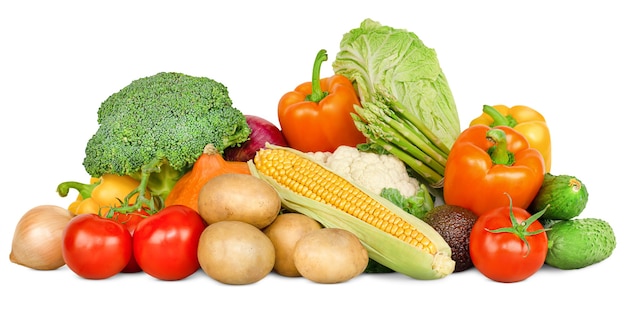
[57,174,144,216]
[470,104,552,172]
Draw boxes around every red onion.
[224,115,288,162]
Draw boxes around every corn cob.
[249,144,454,280]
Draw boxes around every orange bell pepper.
[470,104,551,172]
[443,125,545,216]
[278,49,366,153]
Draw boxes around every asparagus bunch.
[352,90,450,187]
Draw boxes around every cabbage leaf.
[332,18,460,149]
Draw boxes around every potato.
[197,220,275,285]
[293,228,369,284]
[263,213,323,277]
[198,173,281,229]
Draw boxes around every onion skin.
[223,115,288,162]
[10,205,73,270]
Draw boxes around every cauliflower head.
[308,145,420,197]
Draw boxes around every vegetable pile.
[9,18,616,284]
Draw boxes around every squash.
[165,143,250,212]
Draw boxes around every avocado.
[545,218,616,270]
[422,205,479,272]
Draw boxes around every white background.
[1,1,623,324]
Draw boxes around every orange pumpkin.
[165,144,250,212]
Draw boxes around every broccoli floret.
[82,72,251,210]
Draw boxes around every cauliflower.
[307,145,420,197]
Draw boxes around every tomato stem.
[103,160,164,218]
[305,49,329,103]
[486,193,549,257]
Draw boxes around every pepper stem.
[305,49,329,103]
[483,105,517,128]
[486,128,515,166]
[56,180,101,199]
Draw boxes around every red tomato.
[112,209,151,273]
[62,213,132,279]
[133,205,206,281]
[469,195,548,283]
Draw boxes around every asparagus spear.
[352,90,451,188]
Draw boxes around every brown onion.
[10,205,73,270]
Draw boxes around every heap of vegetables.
[9,18,617,285]
[270,18,616,282]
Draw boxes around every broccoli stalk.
[122,157,189,212]
[81,72,251,211]
[133,160,182,203]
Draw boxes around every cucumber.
[545,218,616,270]
[529,173,588,220]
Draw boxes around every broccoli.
[81,72,251,211]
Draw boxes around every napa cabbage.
[332,18,460,149]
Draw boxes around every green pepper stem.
[56,180,101,199]
[483,105,517,128]
[486,128,515,166]
[305,49,329,103]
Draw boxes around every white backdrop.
[1,1,623,324]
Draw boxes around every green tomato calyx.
[486,192,549,257]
